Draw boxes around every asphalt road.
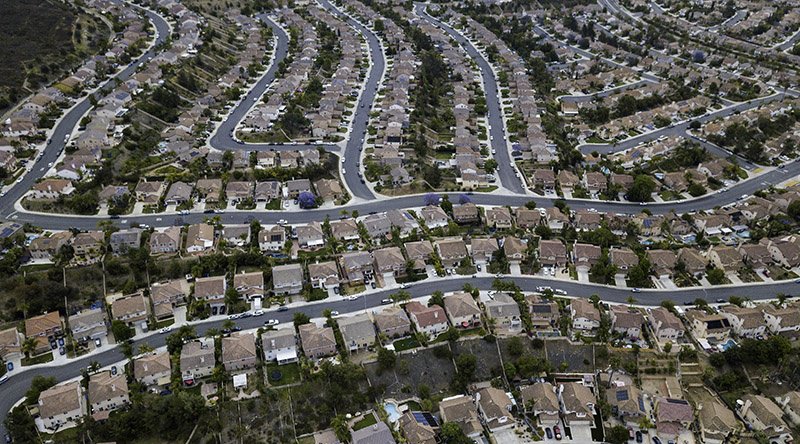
[416,4,527,194]
[558,79,656,104]
[0,5,171,218]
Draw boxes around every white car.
[159,326,173,334]
[554,289,567,295]
[252,309,264,317]
[346,295,359,301]
[399,283,408,289]
[264,319,279,326]
[330,311,339,316]
[277,219,288,225]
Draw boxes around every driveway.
[614,274,628,287]
[577,268,590,283]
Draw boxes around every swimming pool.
[384,401,402,423]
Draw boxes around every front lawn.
[22,351,54,366]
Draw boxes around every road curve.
[416,4,527,195]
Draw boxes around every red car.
[553,425,562,440]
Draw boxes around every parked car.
[635,431,643,443]
[59,346,66,355]
[381,299,393,305]
[264,319,279,326]
[6,362,13,372]
[94,338,102,348]
[252,309,264,316]
[0,374,9,385]
[553,425,562,440]
[545,428,552,439]
[277,306,289,312]
[111,366,117,376]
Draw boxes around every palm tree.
[626,296,637,306]
[21,337,38,358]
[222,319,236,332]
[205,328,220,339]
[138,344,154,354]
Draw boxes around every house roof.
[373,307,411,332]
[656,397,693,423]
[439,395,482,437]
[398,411,436,444]
[134,351,171,380]
[38,381,82,418]
[520,382,559,412]
[406,301,447,328]
[222,332,256,364]
[25,311,62,336]
[262,329,296,351]
[88,371,129,404]
[111,293,149,319]
[338,314,376,344]
[272,263,303,287]
[571,299,600,321]
[373,246,406,271]
[611,306,644,329]
[485,293,520,319]
[435,238,468,259]
[194,276,225,298]
[698,398,738,434]
[742,394,786,429]
[561,382,595,415]
[180,340,215,371]
[351,418,395,444]
[444,292,481,319]
[299,323,336,352]
[650,307,684,332]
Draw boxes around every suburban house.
[338,313,376,354]
[272,263,304,295]
[38,381,86,431]
[180,339,216,384]
[405,301,449,337]
[372,306,412,338]
[0,327,21,361]
[435,238,469,268]
[71,231,105,257]
[470,238,498,264]
[373,246,407,277]
[164,181,192,206]
[298,323,337,359]
[307,261,340,290]
[134,351,172,386]
[398,411,437,444]
[763,303,800,335]
[573,243,602,269]
[88,371,130,420]
[149,227,182,254]
[150,279,187,320]
[233,271,265,301]
[296,222,325,249]
[502,236,527,263]
[111,292,150,326]
[526,295,559,330]
[331,218,360,241]
[259,225,286,252]
[737,394,790,438]
[697,396,740,444]
[68,308,108,343]
[185,223,215,253]
[25,311,63,355]
[194,275,226,310]
[28,231,73,261]
[222,332,257,372]
[485,293,521,331]
[443,292,481,328]
[686,310,732,343]
[719,305,767,339]
[475,387,515,432]
[610,306,644,340]
[420,205,450,228]
[221,225,251,247]
[570,299,601,331]
[452,203,480,224]
[648,307,685,343]
[560,382,596,426]
[262,329,298,364]
[109,228,142,254]
[538,240,568,268]
[339,251,374,284]
[439,395,483,440]
[520,382,560,427]
[648,250,677,278]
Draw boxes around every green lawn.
[267,362,301,386]
[352,413,378,431]
[392,336,420,352]
[22,351,54,366]
[265,199,282,210]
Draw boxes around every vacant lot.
[451,338,502,381]
[365,344,456,398]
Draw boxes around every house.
[259,225,286,252]
[405,301,449,337]
[532,169,556,189]
[30,179,75,200]
[109,228,142,254]
[610,248,639,272]
[452,203,480,224]
[573,243,602,269]
[520,382,560,426]
[272,263,304,295]
[307,261,340,290]
[134,351,172,386]
[373,307,411,338]
[88,371,129,419]
[485,293,521,331]
[420,205,449,228]
[351,418,396,444]
[475,387,514,431]
[314,178,343,202]
[574,210,602,231]
[719,305,767,339]
[678,248,707,276]
[435,238,469,268]
[195,178,222,203]
[338,313,376,353]
[485,206,513,228]
[25,311,63,355]
[606,382,645,419]
[298,323,337,359]
[404,240,434,270]
[373,246,407,277]
[649,307,685,343]
[233,271,265,300]
[525,295,559,330]
[763,303,800,336]
[737,395,789,437]
[470,237,498,264]
[398,411,436,444]
[150,279,187,320]
[286,178,312,198]
[38,381,86,431]
[29,231,73,261]
[697,396,739,444]
[648,249,677,278]
[222,332,257,372]
[610,306,644,340]
[778,391,800,427]
[570,299,601,331]
[738,243,771,270]
[164,181,193,205]
[254,181,281,201]
[686,310,731,342]
[0,327,21,361]
[185,223,215,253]
[225,181,253,203]
[296,222,325,249]
[439,395,482,439]
[560,382,596,426]
[180,340,216,384]
[502,236,527,263]
[545,207,569,231]
[68,308,107,343]
[71,231,105,257]
[538,239,568,268]
[707,245,743,272]
[221,225,251,247]
[134,180,166,204]
[149,227,182,254]
[340,251,374,283]
[583,171,607,194]
[444,292,481,328]
[768,236,800,268]
[331,218,360,241]
[193,275,226,309]
[111,292,150,326]
[262,329,298,364]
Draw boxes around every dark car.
[111,366,117,376]
[652,437,662,444]
[5,433,11,443]
[370,282,376,289]
[277,306,289,312]
[636,431,643,443]
[545,428,552,439]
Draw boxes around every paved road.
[0,5,171,218]
[3,272,799,438]
[558,79,656,104]
[416,4,527,194]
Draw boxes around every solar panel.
[615,390,629,402]
[412,412,439,427]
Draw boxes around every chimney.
[434,311,438,319]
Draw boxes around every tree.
[706,268,726,285]
[21,336,38,358]
[429,290,445,308]
[297,191,317,209]
[788,200,800,221]
[111,320,134,342]
[606,425,631,444]
[626,175,656,202]
[376,347,397,373]
[331,414,351,442]
[293,312,310,326]
[440,422,472,444]
[507,336,523,357]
